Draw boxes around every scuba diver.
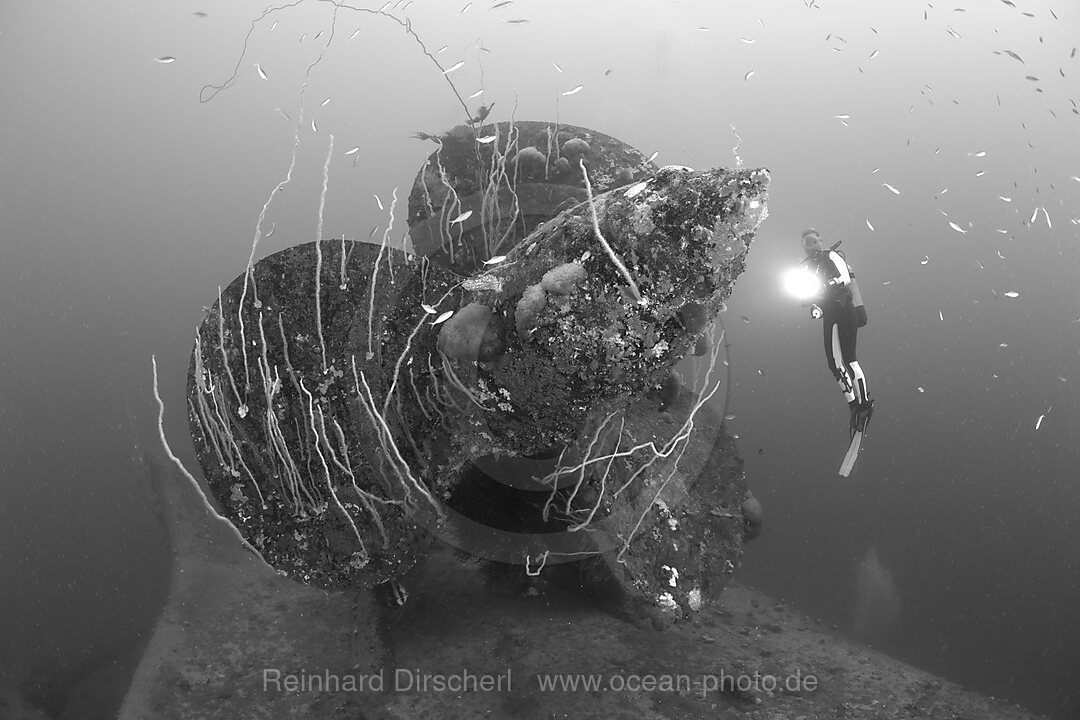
[801,228,874,436]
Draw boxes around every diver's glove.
[810,304,823,319]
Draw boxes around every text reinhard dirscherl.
[262,668,820,697]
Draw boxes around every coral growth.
[741,490,763,541]
[540,262,587,296]
[514,283,547,338]
[561,137,590,158]
[437,303,506,361]
[514,146,546,169]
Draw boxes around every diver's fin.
[839,400,874,477]
[839,431,862,477]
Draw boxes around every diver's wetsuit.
[811,250,869,407]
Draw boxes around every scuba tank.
[812,240,868,327]
[849,273,867,327]
[832,242,867,328]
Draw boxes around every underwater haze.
[1,0,1078,717]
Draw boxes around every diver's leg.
[833,310,863,431]
[836,310,867,404]
[824,317,855,403]
[849,361,868,405]
[837,309,873,430]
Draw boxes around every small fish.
[920,255,930,265]
[724,414,737,421]
[882,182,901,195]
[744,70,755,81]
[504,18,529,24]
[154,56,176,63]
[562,84,584,95]
[435,45,449,54]
[999,196,1011,202]
[1000,0,1014,5]
[256,63,268,80]
[1004,291,1019,298]
[1025,75,1040,82]
[349,28,362,41]
[1029,207,1039,223]
[374,195,384,210]
[442,60,465,75]
[939,310,944,322]
[835,113,851,120]
[1035,414,1044,430]
[1042,208,1052,228]
[945,26,961,39]
[869,49,879,60]
[996,250,1006,259]
[433,310,454,325]
[1003,49,1024,63]
[378,0,391,10]
[999,343,1008,348]
[482,255,507,265]
[973,151,986,157]
[265,222,276,238]
[976,259,985,269]
[948,221,967,233]
[275,107,291,121]
[553,62,563,72]
[866,218,874,231]
[741,37,757,44]
[459,2,472,13]
[476,135,497,144]
[450,210,473,224]
[625,181,650,198]
[193,11,208,17]
[270,20,278,31]
[882,281,892,285]
[421,303,437,314]
[646,151,659,163]
[697,26,710,31]
[321,97,331,107]
[468,89,484,99]
[489,0,512,7]
[311,119,318,133]
[917,387,925,393]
